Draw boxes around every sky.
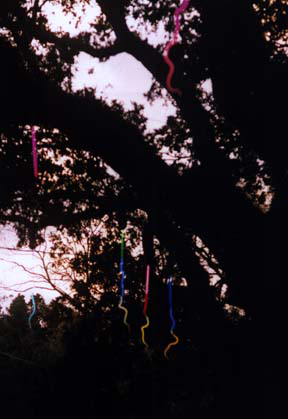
[0,1,178,309]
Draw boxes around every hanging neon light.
[164,276,179,359]
[118,231,130,330]
[31,126,38,178]
[163,0,191,95]
[141,264,150,348]
[28,294,36,330]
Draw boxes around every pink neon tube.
[163,0,190,95]
[143,264,150,315]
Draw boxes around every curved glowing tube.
[174,0,191,37]
[118,296,130,331]
[164,277,179,359]
[164,331,179,359]
[141,264,150,348]
[163,43,182,96]
[31,126,38,178]
[28,294,36,329]
[141,314,150,348]
[163,0,191,95]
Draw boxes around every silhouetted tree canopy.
[0,1,287,417]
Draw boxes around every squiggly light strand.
[164,277,179,359]
[28,294,36,330]
[164,331,179,359]
[163,42,182,96]
[118,296,130,331]
[163,0,191,95]
[141,264,150,348]
[119,231,130,331]
[141,315,150,349]
[31,126,38,178]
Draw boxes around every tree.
[0,1,287,413]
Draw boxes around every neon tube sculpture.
[164,276,179,359]
[118,231,130,330]
[141,264,150,348]
[163,0,191,95]
[28,294,37,330]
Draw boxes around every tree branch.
[0,24,257,311]
[1,285,55,293]
[33,25,124,60]
[0,255,73,303]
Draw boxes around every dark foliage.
[0,0,287,417]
